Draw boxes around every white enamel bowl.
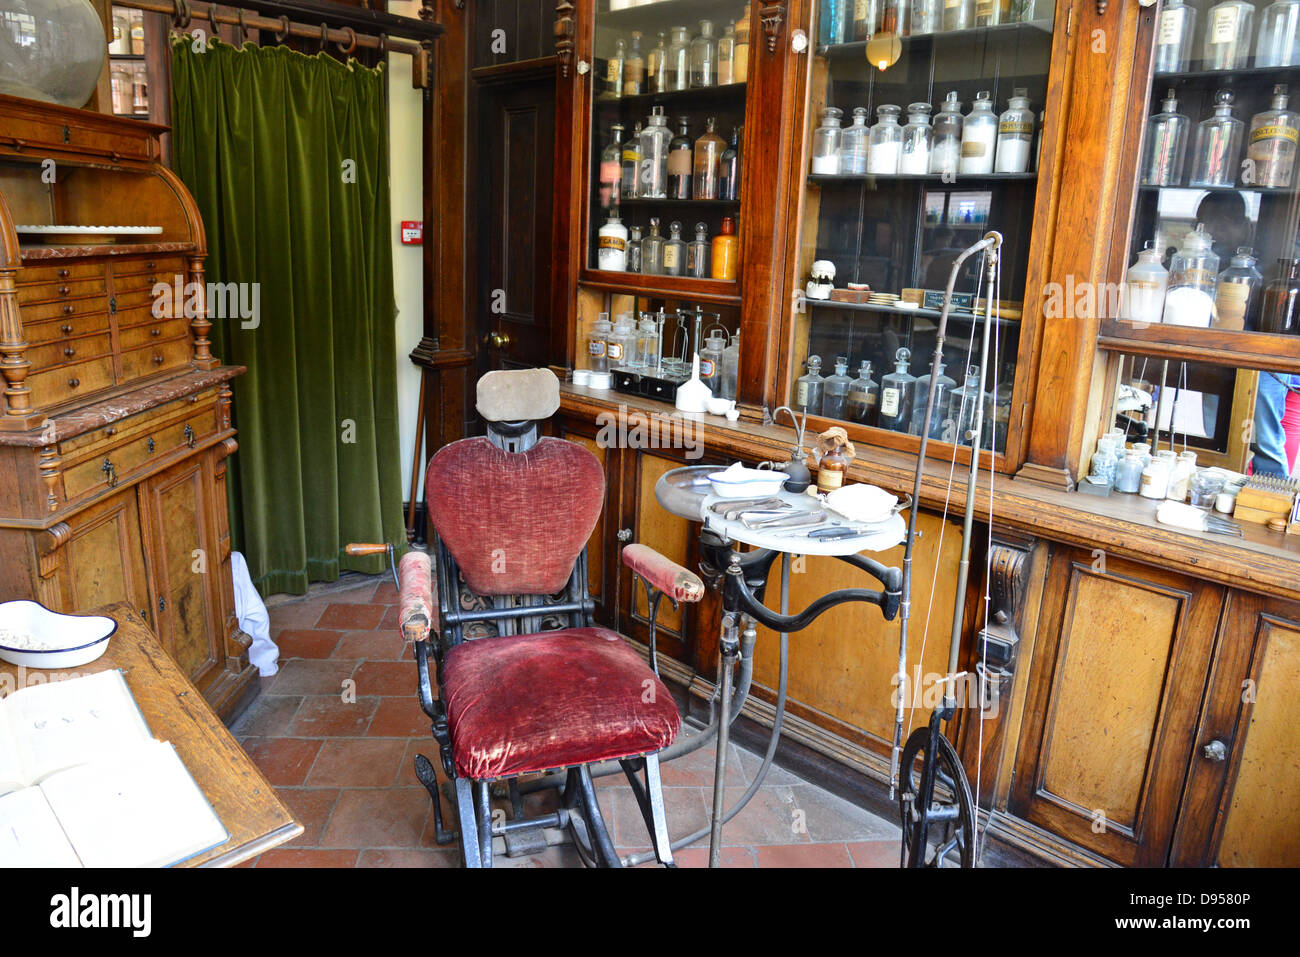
[0,600,117,669]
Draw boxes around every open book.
[0,670,228,867]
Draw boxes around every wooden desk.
[0,603,301,867]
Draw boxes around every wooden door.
[1010,548,1223,866]
[137,456,221,686]
[477,72,556,373]
[1170,591,1300,867]
[57,489,151,621]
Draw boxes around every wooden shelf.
[1099,318,1300,374]
[1137,183,1300,197]
[801,296,1020,326]
[594,83,747,112]
[579,268,740,305]
[819,18,1054,58]
[810,172,1037,185]
[599,0,748,33]
[1153,62,1300,87]
[20,241,194,261]
[615,197,740,207]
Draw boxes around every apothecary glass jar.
[0,0,106,108]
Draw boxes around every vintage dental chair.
[390,368,704,867]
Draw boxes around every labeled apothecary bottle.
[665,26,691,91]
[975,0,1008,27]
[641,218,666,275]
[1190,90,1243,187]
[626,33,645,95]
[1140,450,1176,499]
[879,348,917,433]
[637,314,661,372]
[607,314,637,368]
[690,20,717,88]
[846,361,880,426]
[840,108,871,175]
[1256,1,1300,67]
[931,93,963,176]
[1204,1,1254,70]
[621,122,642,199]
[627,225,643,273]
[1153,0,1197,73]
[1214,247,1263,330]
[796,355,826,415]
[1163,226,1219,326]
[868,105,904,175]
[912,0,942,34]
[910,360,956,439]
[901,103,933,174]
[960,92,998,175]
[606,39,626,98]
[995,89,1035,174]
[816,441,853,493]
[667,117,693,199]
[1125,243,1169,324]
[812,107,845,175]
[823,357,854,419]
[598,211,628,271]
[588,313,613,373]
[711,216,739,279]
[1260,258,1300,334]
[688,223,711,277]
[662,221,687,276]
[693,117,726,199]
[853,0,880,41]
[735,4,751,83]
[600,125,625,208]
[1246,85,1299,188]
[650,32,669,92]
[1140,91,1189,186]
[700,329,727,388]
[638,106,672,199]
[943,0,975,31]
[718,22,737,84]
[719,128,741,201]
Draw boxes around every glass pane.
[793,0,1054,454]
[587,0,750,281]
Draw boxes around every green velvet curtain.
[170,39,405,596]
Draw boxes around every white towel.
[231,552,278,676]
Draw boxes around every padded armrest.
[398,550,438,640]
[622,543,704,603]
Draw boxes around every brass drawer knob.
[146,261,156,269]
[184,424,196,448]
[150,327,161,337]
[67,377,80,388]
[63,346,75,358]
[152,353,164,365]
[62,304,74,315]
[101,457,117,488]
[104,427,116,437]
[57,285,70,296]
[58,268,70,279]
[147,436,156,453]
[60,324,73,334]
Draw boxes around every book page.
[40,740,227,868]
[0,707,27,795]
[8,671,153,784]
[0,786,82,867]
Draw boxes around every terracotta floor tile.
[369,696,430,738]
[319,787,431,849]
[275,629,342,660]
[306,738,408,787]
[317,603,387,630]
[358,848,459,868]
[323,583,385,604]
[396,738,446,788]
[609,785,707,849]
[241,737,322,786]
[657,743,748,788]
[256,848,359,868]
[712,786,812,846]
[268,658,360,696]
[372,582,399,604]
[674,845,758,868]
[288,695,379,737]
[335,629,406,660]
[352,660,417,697]
[380,606,402,631]
[274,787,340,847]
[754,842,854,868]
[267,600,329,632]
[847,840,902,868]
[230,694,302,737]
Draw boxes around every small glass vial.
[638,106,672,200]
[1246,85,1300,188]
[995,88,1035,174]
[700,329,727,391]
[587,313,613,373]
[597,211,629,272]
[1126,243,1170,324]
[625,32,645,95]
[910,360,956,438]
[718,22,737,84]
[1163,225,1220,326]
[1214,247,1263,330]
[688,222,711,278]
[662,221,687,277]
[720,334,741,400]
[719,127,742,201]
[1256,0,1300,67]
[641,217,665,275]
[943,0,975,31]
[667,117,693,199]
[600,124,625,208]
[627,225,643,273]
[621,121,642,200]
[823,356,854,420]
[693,117,726,199]
[847,360,880,426]
[816,442,853,493]
[1153,0,1197,73]
[901,103,933,174]
[930,92,963,176]
[796,355,826,416]
[1114,448,1145,493]
[879,348,917,433]
[650,32,669,93]
[868,105,904,175]
[960,91,998,175]
[636,314,661,372]
[1259,258,1300,334]
[912,0,942,34]
[839,107,871,175]
[1140,450,1175,500]
[711,217,739,280]
[1140,90,1190,187]
[1189,90,1243,187]
[947,366,984,445]
[1203,0,1254,71]
[690,20,717,88]
[605,38,626,99]
[811,107,845,175]
[665,26,691,91]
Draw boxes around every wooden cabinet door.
[1171,591,1300,867]
[1010,548,1222,866]
[137,455,221,687]
[555,417,621,626]
[58,490,151,620]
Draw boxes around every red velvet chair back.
[426,437,605,597]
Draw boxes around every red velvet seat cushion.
[442,627,681,780]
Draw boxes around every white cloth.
[231,552,278,676]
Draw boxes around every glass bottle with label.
[901,103,933,174]
[853,0,880,40]
[1246,85,1299,188]
[719,127,741,201]
[943,0,975,32]
[638,106,672,200]
[879,348,917,433]
[662,221,687,277]
[111,7,131,55]
[1141,450,1176,499]
[868,105,904,175]
[910,360,956,438]
[839,107,871,175]
[666,26,691,92]
[587,313,613,373]
[129,9,144,55]
[1153,0,1197,73]
[693,117,726,199]
[822,357,854,419]
[960,92,997,175]
[735,4,751,83]
[1125,243,1170,324]
[711,216,739,279]
[600,125,624,208]
[947,366,984,446]
[1203,0,1254,71]
[625,32,645,95]
[605,39,626,99]
[641,217,665,275]
[1260,259,1300,334]
[1256,0,1300,67]
[667,117,693,199]
[995,88,1035,173]
[627,225,643,273]
[598,211,629,272]
[795,355,826,416]
[811,107,845,175]
[1214,247,1263,330]
[846,360,880,426]
[650,31,669,92]
[718,22,737,84]
[700,329,727,392]
[621,121,642,200]
[816,442,853,493]
[688,222,711,278]
[607,314,637,369]
[1140,90,1190,186]
[1189,90,1243,187]
[690,20,717,87]
[1163,225,1220,326]
[975,0,1007,26]
[930,92,964,176]
[911,0,942,33]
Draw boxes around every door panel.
[61,491,150,619]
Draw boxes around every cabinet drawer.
[112,257,187,291]
[28,333,113,370]
[20,262,105,284]
[116,304,182,329]
[62,404,219,500]
[25,312,111,346]
[119,318,189,350]
[27,356,115,409]
[110,287,159,312]
[16,275,107,305]
[21,296,109,324]
[120,338,191,381]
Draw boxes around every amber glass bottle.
[711,217,738,280]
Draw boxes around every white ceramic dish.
[0,600,116,669]
[707,466,786,499]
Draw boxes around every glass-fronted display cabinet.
[786,0,1057,460]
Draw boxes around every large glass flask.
[1140,91,1189,186]
[638,106,672,199]
[1189,90,1243,188]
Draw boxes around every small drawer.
[111,257,187,289]
[115,304,179,329]
[119,318,189,350]
[27,333,113,370]
[27,356,115,409]
[20,296,109,323]
[120,337,191,381]
[20,262,105,284]
[16,275,107,305]
[110,287,159,312]
[59,388,219,456]
[61,402,219,499]
[25,312,111,346]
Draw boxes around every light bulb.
[865,32,901,72]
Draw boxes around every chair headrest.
[476,368,561,423]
